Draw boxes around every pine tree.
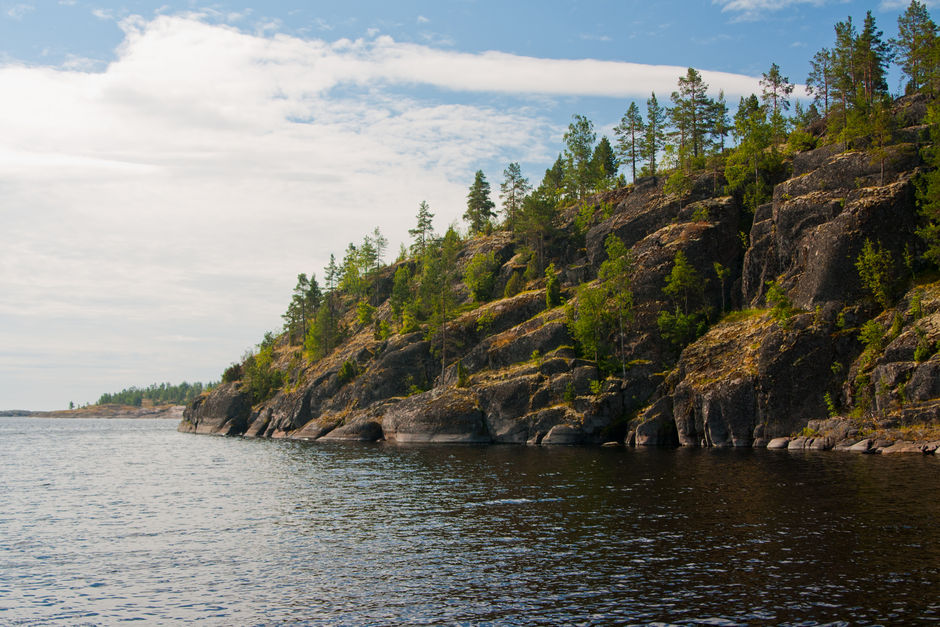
[591,136,618,191]
[463,170,496,234]
[856,11,890,108]
[563,114,597,200]
[892,1,938,93]
[670,68,713,167]
[614,102,644,183]
[807,48,835,115]
[409,201,435,257]
[499,162,531,233]
[598,234,634,378]
[641,93,666,177]
[760,62,794,115]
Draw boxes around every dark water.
[1,418,938,626]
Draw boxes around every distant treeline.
[97,381,216,407]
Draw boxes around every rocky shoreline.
[179,94,940,457]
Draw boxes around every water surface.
[1,417,938,625]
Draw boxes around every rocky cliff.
[180,96,940,453]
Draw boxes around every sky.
[0,0,935,410]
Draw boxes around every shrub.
[504,271,524,298]
[766,280,795,324]
[914,327,935,362]
[859,319,886,355]
[691,204,710,222]
[357,301,375,326]
[401,306,419,334]
[545,262,561,308]
[475,309,495,333]
[456,362,469,388]
[221,363,243,383]
[563,381,576,405]
[589,379,603,395]
[824,392,838,417]
[337,360,359,385]
[244,345,284,404]
[855,238,895,310]
[464,252,499,302]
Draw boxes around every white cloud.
[0,13,766,409]
[879,0,938,7]
[417,15,429,24]
[713,0,834,20]
[6,3,34,20]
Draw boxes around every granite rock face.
[178,383,251,435]
[181,113,938,449]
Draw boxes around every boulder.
[541,423,584,445]
[879,440,926,455]
[382,387,491,444]
[319,419,384,442]
[178,383,252,436]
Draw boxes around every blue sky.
[0,0,935,410]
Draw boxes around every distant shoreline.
[0,404,185,419]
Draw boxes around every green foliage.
[475,308,495,333]
[663,250,702,314]
[859,319,886,355]
[499,162,531,232]
[456,361,469,388]
[390,265,412,322]
[824,392,838,417]
[914,326,936,362]
[614,101,644,182]
[910,288,925,320]
[464,170,496,234]
[244,345,284,405]
[766,280,796,323]
[566,283,613,364]
[691,204,710,222]
[664,170,693,207]
[657,307,706,348]
[504,271,524,298]
[524,250,540,282]
[305,302,343,360]
[574,203,596,235]
[401,306,420,334]
[713,262,730,313]
[563,114,598,201]
[409,201,435,257]
[589,379,604,395]
[916,101,940,266]
[97,380,216,407]
[641,93,666,176]
[356,301,375,326]
[725,94,781,212]
[221,363,242,384]
[517,185,557,270]
[464,252,500,302]
[282,273,321,346]
[855,238,895,309]
[831,361,844,376]
[787,128,818,153]
[337,360,359,385]
[374,319,391,341]
[563,380,576,405]
[545,262,561,308]
[890,1,937,94]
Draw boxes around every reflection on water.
[1,418,938,625]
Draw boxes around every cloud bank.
[0,14,765,409]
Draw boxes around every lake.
[1,417,938,625]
